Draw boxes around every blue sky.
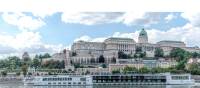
[0,12,200,57]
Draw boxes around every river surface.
[0,83,200,88]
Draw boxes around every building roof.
[104,37,136,43]
[157,40,184,43]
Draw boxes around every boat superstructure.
[93,73,194,85]
[24,75,92,86]
[24,73,194,86]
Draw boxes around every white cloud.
[2,12,45,31]
[61,12,123,25]
[181,12,200,27]
[119,12,145,25]
[61,12,163,26]
[112,32,139,42]
[32,11,55,19]
[74,23,200,47]
[74,35,91,42]
[120,12,162,26]
[146,24,200,47]
[0,31,41,49]
[0,31,65,56]
[74,35,107,42]
[165,13,176,22]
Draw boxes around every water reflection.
[0,84,198,88]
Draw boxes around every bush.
[1,71,7,77]
[16,72,21,76]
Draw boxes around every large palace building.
[68,28,200,65]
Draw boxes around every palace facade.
[68,28,200,65]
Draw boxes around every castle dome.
[138,28,148,43]
[139,28,147,36]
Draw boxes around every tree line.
[0,53,65,76]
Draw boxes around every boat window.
[68,82,71,85]
[171,76,189,80]
[43,78,47,81]
[78,82,81,84]
[69,78,72,81]
[59,78,62,81]
[58,82,61,84]
[80,78,86,81]
[53,78,56,81]
[56,78,59,81]
[63,82,66,84]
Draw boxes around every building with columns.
[67,28,200,65]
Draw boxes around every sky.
[0,12,200,58]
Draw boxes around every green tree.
[138,67,149,73]
[139,52,146,58]
[74,63,80,68]
[101,64,107,68]
[16,72,21,76]
[7,56,21,70]
[134,47,146,58]
[1,71,7,77]
[118,51,128,59]
[112,69,120,74]
[187,63,200,75]
[35,54,39,59]
[170,48,190,61]
[58,60,65,69]
[154,48,164,58]
[151,67,166,73]
[123,66,138,73]
[32,58,40,69]
[136,47,142,53]
[43,53,51,58]
[191,52,200,58]
[170,48,191,70]
[21,65,28,76]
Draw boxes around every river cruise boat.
[24,73,194,86]
[24,75,93,86]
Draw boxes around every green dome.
[139,28,147,36]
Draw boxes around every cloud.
[165,13,176,22]
[181,12,200,27]
[2,12,46,31]
[0,31,64,55]
[74,35,107,42]
[61,12,123,25]
[120,12,162,26]
[112,32,139,42]
[74,23,200,47]
[61,12,163,27]
[0,31,42,49]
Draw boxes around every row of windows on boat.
[171,76,189,80]
[93,76,166,79]
[47,82,87,85]
[42,78,86,81]
[93,79,166,83]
